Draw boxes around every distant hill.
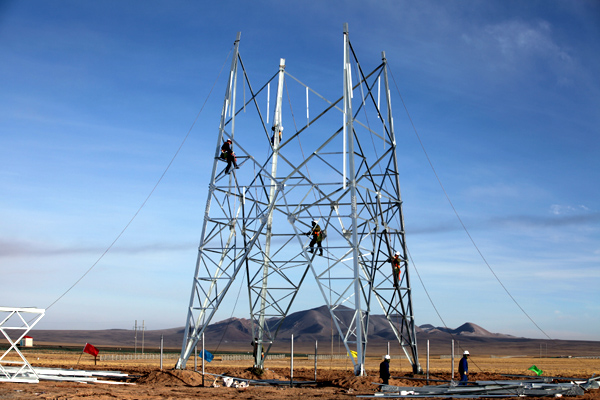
[193,305,515,345]
[25,305,600,357]
[420,322,513,338]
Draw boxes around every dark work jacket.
[309,223,323,242]
[221,141,233,154]
[459,356,468,375]
[379,360,390,379]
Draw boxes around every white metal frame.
[0,306,45,382]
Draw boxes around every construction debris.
[205,371,316,387]
[361,375,599,398]
[223,376,249,388]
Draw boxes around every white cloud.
[550,204,591,215]
[0,237,194,258]
[462,19,574,81]
[485,21,566,59]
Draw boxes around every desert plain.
[1,346,599,400]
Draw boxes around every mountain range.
[26,305,600,356]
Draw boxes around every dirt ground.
[1,352,599,399]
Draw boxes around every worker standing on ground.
[251,337,258,366]
[379,354,391,386]
[459,350,469,385]
[306,220,323,256]
[220,138,238,174]
[387,251,402,287]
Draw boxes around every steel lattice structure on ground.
[0,307,45,382]
[176,24,422,375]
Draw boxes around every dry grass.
[1,350,599,400]
[10,349,599,378]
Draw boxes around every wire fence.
[97,352,417,361]
[307,354,350,360]
[98,352,287,362]
[99,353,180,361]
[220,354,285,361]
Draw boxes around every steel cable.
[45,45,235,311]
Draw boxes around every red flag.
[83,343,99,357]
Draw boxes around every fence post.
[426,340,430,383]
[290,334,294,387]
[160,335,164,370]
[451,340,455,380]
[314,340,318,382]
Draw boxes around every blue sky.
[1,1,598,342]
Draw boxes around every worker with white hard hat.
[459,350,470,385]
[379,354,391,386]
[388,250,402,287]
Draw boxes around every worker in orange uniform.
[388,251,402,287]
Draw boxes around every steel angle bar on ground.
[501,373,598,382]
[375,380,590,398]
[358,395,520,398]
[1,366,130,383]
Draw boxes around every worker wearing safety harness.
[271,125,283,145]
[220,138,238,174]
[388,251,402,287]
[307,220,323,256]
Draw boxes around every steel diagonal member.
[176,25,422,375]
[0,307,45,382]
[177,184,284,368]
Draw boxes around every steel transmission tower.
[176,25,422,375]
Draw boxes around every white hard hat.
[395,251,400,256]
[463,350,470,355]
[312,219,318,223]
[384,354,390,360]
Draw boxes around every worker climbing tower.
[176,24,422,375]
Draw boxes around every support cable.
[406,246,520,393]
[44,46,234,311]
[387,67,552,341]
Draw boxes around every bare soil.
[0,352,599,399]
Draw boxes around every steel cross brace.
[0,306,45,382]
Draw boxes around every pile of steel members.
[1,366,132,384]
[362,375,599,398]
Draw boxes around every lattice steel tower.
[176,24,422,375]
